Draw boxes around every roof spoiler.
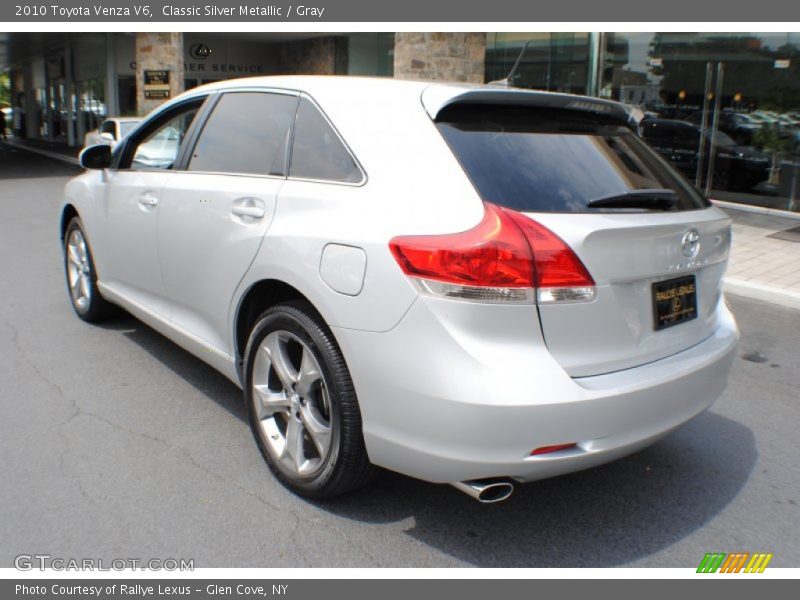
[421,85,633,126]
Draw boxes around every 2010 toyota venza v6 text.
[61,76,738,502]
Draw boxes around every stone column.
[64,44,76,147]
[135,32,184,116]
[275,36,348,75]
[22,62,37,139]
[105,33,120,117]
[393,33,486,83]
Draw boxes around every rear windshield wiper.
[586,189,678,210]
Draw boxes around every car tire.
[63,217,116,322]
[243,301,375,499]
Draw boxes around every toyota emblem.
[681,229,701,258]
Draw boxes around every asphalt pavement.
[1,142,798,568]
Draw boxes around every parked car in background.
[686,110,762,145]
[777,113,800,130]
[62,77,738,502]
[749,111,782,131]
[640,118,771,191]
[82,117,141,150]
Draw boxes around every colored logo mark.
[697,552,773,573]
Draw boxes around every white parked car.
[62,77,738,502]
[82,117,141,150]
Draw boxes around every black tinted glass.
[437,105,710,213]
[289,97,362,183]
[189,92,297,176]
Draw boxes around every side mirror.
[80,144,112,169]
[100,131,115,142]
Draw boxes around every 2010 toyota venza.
[61,76,738,502]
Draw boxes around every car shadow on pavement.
[97,313,246,422]
[101,313,757,568]
[318,411,756,567]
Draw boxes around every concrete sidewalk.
[718,204,800,310]
[2,137,80,165]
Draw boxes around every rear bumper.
[333,297,738,484]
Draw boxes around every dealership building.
[2,31,799,208]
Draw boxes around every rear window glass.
[436,105,710,213]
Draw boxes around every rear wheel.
[243,301,375,498]
[63,217,115,322]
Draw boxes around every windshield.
[436,104,710,213]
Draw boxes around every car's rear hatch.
[428,87,732,377]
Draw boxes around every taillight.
[389,203,595,304]
[504,210,596,304]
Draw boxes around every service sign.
[144,69,170,99]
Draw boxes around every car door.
[95,97,206,317]
[156,90,298,355]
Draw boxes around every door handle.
[138,192,160,208]
[230,197,266,221]
[230,205,265,219]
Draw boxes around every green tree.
[0,72,10,108]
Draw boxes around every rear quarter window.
[436,104,710,213]
[289,97,363,184]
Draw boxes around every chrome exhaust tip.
[451,479,514,503]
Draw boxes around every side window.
[188,92,297,176]
[127,104,200,170]
[289,97,363,184]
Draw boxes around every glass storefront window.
[347,33,394,77]
[485,33,590,94]
[79,78,106,134]
[601,33,800,211]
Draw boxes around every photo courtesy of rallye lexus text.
[61,76,738,503]
[15,585,194,597]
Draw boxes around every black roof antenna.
[489,41,530,87]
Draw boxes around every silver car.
[61,76,738,502]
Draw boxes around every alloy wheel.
[66,228,92,311]
[251,330,332,477]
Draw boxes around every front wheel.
[243,301,375,498]
[63,217,116,322]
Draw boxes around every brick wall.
[393,33,486,83]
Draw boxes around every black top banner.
[2,0,800,22]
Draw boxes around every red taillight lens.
[389,203,534,288]
[505,211,595,289]
[389,202,595,303]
